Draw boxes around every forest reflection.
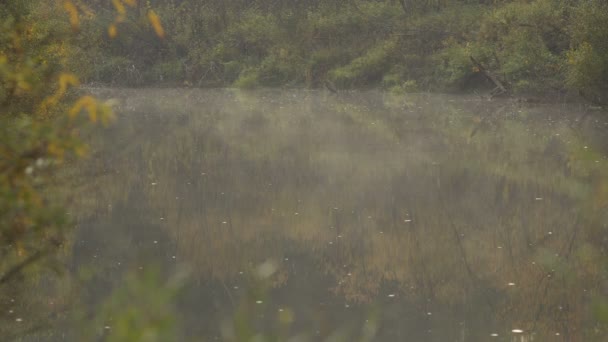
[70,89,607,341]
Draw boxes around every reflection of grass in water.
[65,89,608,340]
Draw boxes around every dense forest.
[66,0,608,103]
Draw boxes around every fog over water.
[70,88,608,341]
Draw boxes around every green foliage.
[329,38,398,88]
[84,269,183,342]
[234,68,261,88]
[434,41,477,89]
[566,0,608,102]
[64,0,607,98]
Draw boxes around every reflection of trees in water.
[71,89,607,340]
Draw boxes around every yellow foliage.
[69,95,97,122]
[62,1,80,31]
[39,73,79,115]
[112,0,126,15]
[47,142,65,160]
[148,10,165,39]
[108,24,118,39]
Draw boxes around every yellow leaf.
[112,0,126,15]
[75,144,89,157]
[47,142,65,159]
[148,10,165,38]
[69,96,97,121]
[63,1,80,31]
[39,73,79,114]
[108,24,118,39]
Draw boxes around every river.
[67,88,607,341]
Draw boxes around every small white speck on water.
[256,300,263,304]
[160,217,164,220]
[284,258,289,261]
[512,329,524,334]
[333,207,339,210]
[153,240,158,244]
[104,326,111,330]
[508,282,516,286]
[15,318,22,322]
[329,241,333,245]
[388,294,396,298]
[404,219,412,223]
[497,246,503,249]
[345,304,350,308]
[584,146,588,149]
[337,235,342,238]
[222,221,227,224]
[172,256,176,259]
[490,333,499,337]
[151,182,157,186]
[8,310,13,314]
[380,231,384,234]
[233,286,238,289]
[535,197,543,201]
[347,273,352,276]
[294,212,299,215]
[139,266,143,270]
[548,231,553,235]
[427,312,432,316]
[555,333,560,336]
[278,308,284,312]
[239,271,243,275]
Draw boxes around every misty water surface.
[70,89,608,341]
